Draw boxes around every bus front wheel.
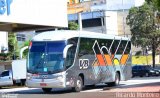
[42,88,52,93]
[73,76,83,92]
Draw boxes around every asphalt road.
[0,77,160,98]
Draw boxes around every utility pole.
[99,10,104,33]
[122,0,126,37]
[78,12,82,31]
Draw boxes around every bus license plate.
[40,83,47,86]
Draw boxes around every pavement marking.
[0,87,39,93]
[81,89,102,92]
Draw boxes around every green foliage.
[68,21,79,30]
[154,0,160,10]
[0,33,19,61]
[126,3,155,47]
[8,33,19,60]
[0,53,10,61]
[146,0,160,10]
[127,2,160,67]
[20,40,30,59]
[23,49,28,59]
[23,40,30,46]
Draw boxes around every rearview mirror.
[63,44,73,58]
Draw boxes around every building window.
[16,34,26,41]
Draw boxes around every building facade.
[68,0,145,37]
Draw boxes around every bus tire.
[107,72,120,87]
[73,76,83,92]
[113,72,120,86]
[42,88,52,93]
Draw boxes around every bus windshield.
[28,41,66,74]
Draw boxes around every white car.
[0,70,13,86]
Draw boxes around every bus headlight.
[56,75,63,80]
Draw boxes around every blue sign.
[0,0,12,15]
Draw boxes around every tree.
[0,33,19,61]
[68,21,79,30]
[20,40,29,59]
[146,0,160,10]
[126,2,160,68]
[8,33,19,60]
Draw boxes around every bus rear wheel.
[107,73,120,86]
[114,72,120,86]
[73,76,83,92]
[42,88,52,93]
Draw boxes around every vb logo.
[79,59,89,69]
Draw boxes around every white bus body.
[26,30,131,92]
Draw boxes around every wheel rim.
[115,74,120,85]
[77,79,82,89]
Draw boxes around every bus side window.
[65,46,76,69]
[124,41,131,54]
[78,38,94,58]
[117,41,127,54]
[79,50,88,57]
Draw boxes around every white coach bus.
[26,30,131,93]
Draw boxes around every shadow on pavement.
[115,82,160,89]
[3,80,160,94]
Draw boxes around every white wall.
[82,11,118,35]
[0,0,68,27]
[104,11,118,35]
[90,0,145,36]
[0,32,8,53]
[91,0,145,11]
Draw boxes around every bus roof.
[32,30,130,41]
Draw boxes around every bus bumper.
[26,79,66,88]
[26,72,66,88]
